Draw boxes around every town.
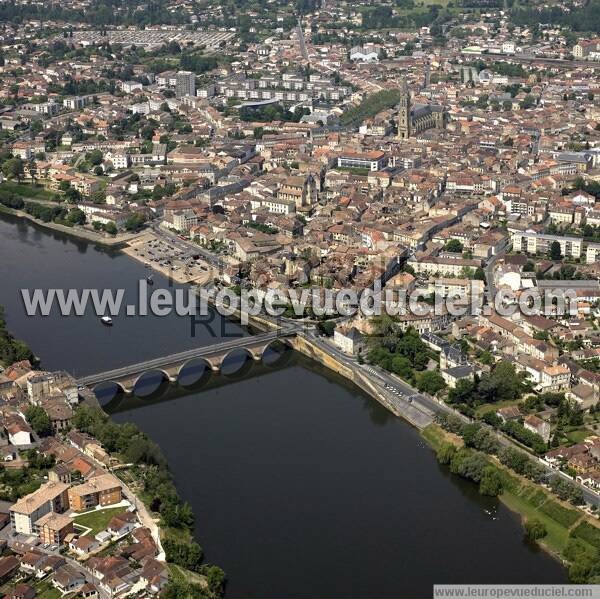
[1,0,600,593]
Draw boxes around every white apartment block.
[587,243,600,264]
[510,231,582,259]
[10,482,69,535]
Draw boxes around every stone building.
[397,79,446,140]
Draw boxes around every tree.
[104,221,117,235]
[28,159,37,183]
[448,378,475,405]
[437,442,457,465]
[162,580,208,599]
[67,208,86,225]
[449,449,488,483]
[477,362,526,404]
[2,157,24,181]
[87,149,103,166]
[25,405,52,437]
[65,187,81,203]
[0,306,33,365]
[124,213,147,232]
[444,239,463,253]
[163,539,204,572]
[479,467,502,496]
[549,241,562,260]
[478,351,493,366]
[524,518,547,540]
[201,565,227,596]
[391,355,413,380]
[416,370,446,395]
[520,94,535,110]
[317,320,336,337]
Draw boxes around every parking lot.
[123,232,214,285]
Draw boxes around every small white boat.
[100,316,113,326]
[146,274,154,285]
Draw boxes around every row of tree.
[436,412,584,506]
[0,305,33,366]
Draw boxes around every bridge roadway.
[77,326,298,389]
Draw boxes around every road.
[484,242,510,303]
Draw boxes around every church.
[397,80,446,139]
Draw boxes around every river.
[0,213,567,598]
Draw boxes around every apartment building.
[10,482,70,535]
[68,474,123,513]
[35,512,74,545]
[410,256,483,277]
[337,150,386,172]
[175,71,195,98]
[510,231,582,259]
[541,364,571,392]
[252,196,296,215]
[586,242,600,264]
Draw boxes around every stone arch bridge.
[77,329,297,395]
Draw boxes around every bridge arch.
[220,347,255,375]
[177,358,213,387]
[92,380,128,404]
[260,339,291,364]
[132,369,171,397]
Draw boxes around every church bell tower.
[398,79,411,140]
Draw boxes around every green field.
[169,563,207,586]
[72,506,127,536]
[474,399,521,418]
[571,521,600,550]
[539,499,581,528]
[565,429,592,444]
[0,181,56,201]
[34,581,61,599]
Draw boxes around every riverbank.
[0,204,138,247]
[422,423,600,579]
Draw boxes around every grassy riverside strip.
[0,202,133,246]
[422,423,600,581]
